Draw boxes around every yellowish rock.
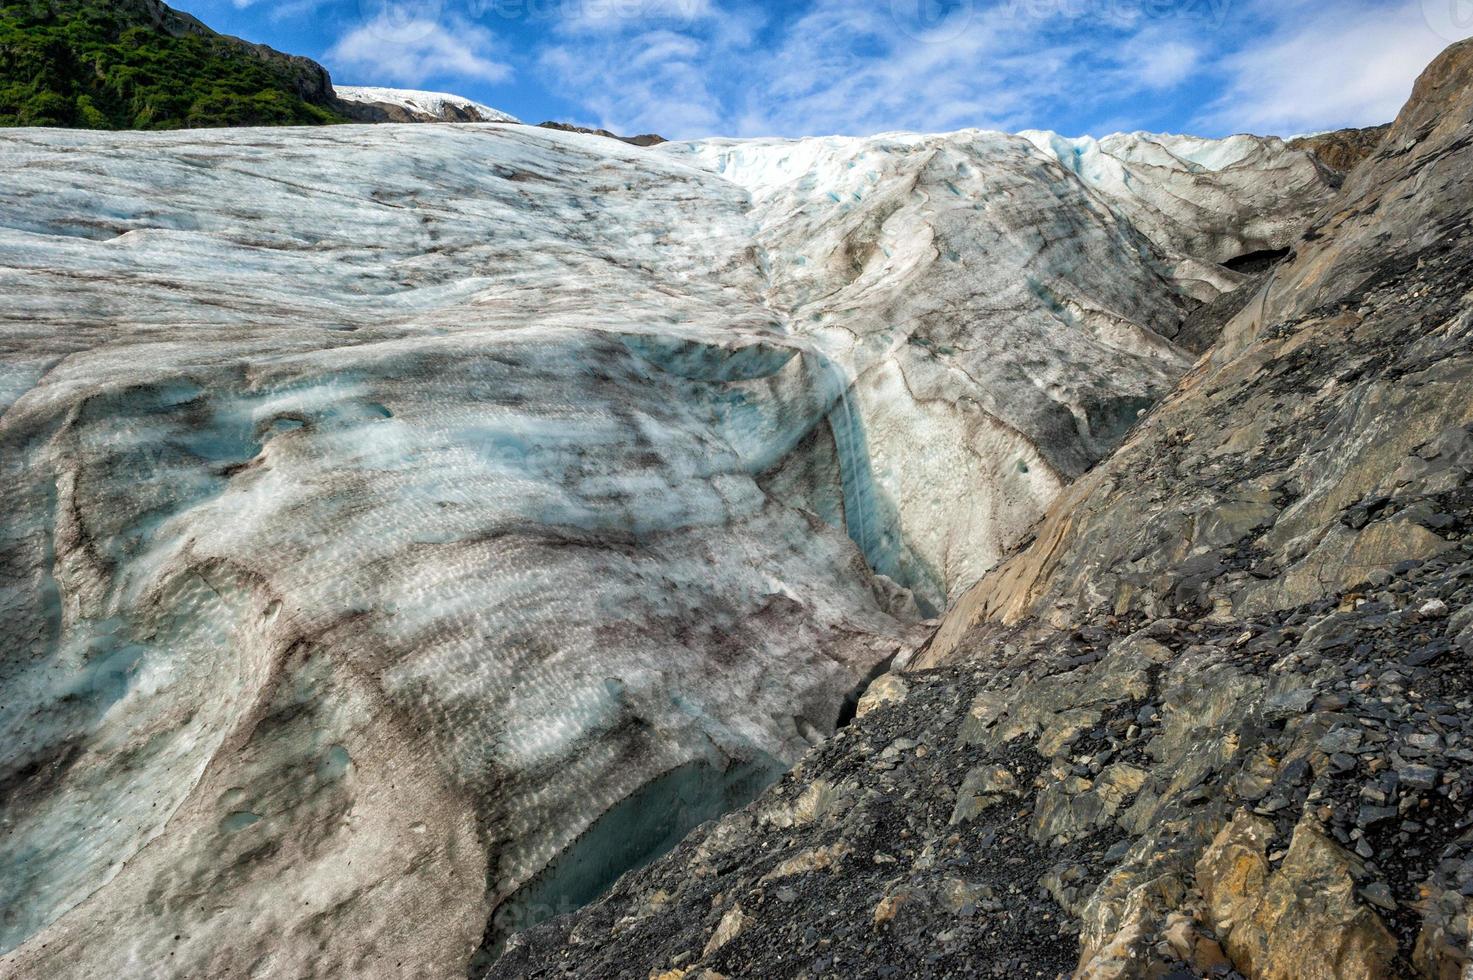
[1197,812,1397,979]
[855,674,909,718]
[1196,810,1276,937]
[1096,763,1148,804]
[872,890,911,927]
[1037,708,1103,756]
[650,969,724,980]
[790,780,837,826]
[703,904,749,957]
[1075,909,1151,980]
[761,841,852,881]
[760,779,838,829]
[950,764,1020,825]
[1412,883,1472,980]
[1163,912,1231,974]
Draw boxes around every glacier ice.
[0,122,1333,977]
[1018,129,1332,292]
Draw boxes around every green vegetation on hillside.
[0,0,345,129]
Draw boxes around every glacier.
[0,121,1333,978]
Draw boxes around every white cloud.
[326,13,512,87]
[533,0,1233,140]
[740,1,1021,135]
[539,0,1061,138]
[1202,0,1473,134]
[1120,35,1202,90]
[539,28,725,134]
[531,0,1465,141]
[536,0,761,136]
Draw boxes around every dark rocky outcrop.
[490,38,1473,980]
[1171,267,1273,355]
[338,99,497,124]
[537,120,667,146]
[1290,124,1393,179]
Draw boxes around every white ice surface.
[0,122,1331,978]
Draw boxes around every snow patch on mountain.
[335,85,520,123]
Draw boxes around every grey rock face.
[494,541,1473,978]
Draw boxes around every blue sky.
[190,0,1473,138]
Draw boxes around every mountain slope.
[334,86,521,124]
[489,39,1473,980]
[0,0,346,127]
[0,0,528,130]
